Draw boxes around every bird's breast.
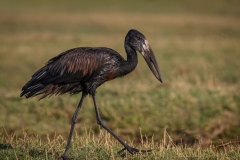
[106,71,117,81]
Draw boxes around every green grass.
[1,129,239,159]
[0,0,240,159]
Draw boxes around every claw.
[117,145,152,155]
[60,154,73,160]
[117,147,127,154]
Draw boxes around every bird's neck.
[120,44,138,76]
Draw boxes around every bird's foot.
[60,153,73,160]
[117,145,152,155]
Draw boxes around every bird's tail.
[20,68,48,99]
[21,66,83,99]
[20,83,46,99]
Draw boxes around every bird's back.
[21,47,124,99]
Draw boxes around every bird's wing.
[21,47,116,98]
[33,47,105,84]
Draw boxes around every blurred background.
[0,0,239,146]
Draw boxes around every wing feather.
[46,47,103,83]
[21,47,106,98]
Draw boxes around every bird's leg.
[61,92,87,160]
[91,95,152,155]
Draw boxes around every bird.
[20,29,162,159]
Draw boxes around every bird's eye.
[136,36,141,40]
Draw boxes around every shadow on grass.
[0,143,13,150]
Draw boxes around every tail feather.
[21,84,46,98]
[22,71,47,91]
[21,69,83,99]
[21,77,38,91]
[21,69,49,98]
[26,85,45,98]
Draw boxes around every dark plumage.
[21,29,162,159]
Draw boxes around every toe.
[61,154,73,160]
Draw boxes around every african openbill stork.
[21,29,162,159]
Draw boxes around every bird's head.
[125,29,163,83]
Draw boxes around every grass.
[1,129,239,159]
[0,0,240,159]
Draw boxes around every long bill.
[141,40,163,83]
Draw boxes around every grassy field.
[1,129,239,159]
[1,0,240,159]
